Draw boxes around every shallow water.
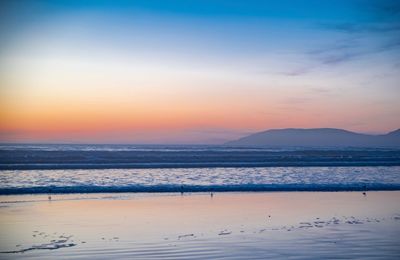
[1,192,399,259]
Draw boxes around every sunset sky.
[0,0,399,144]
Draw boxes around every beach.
[1,191,399,259]
[1,145,399,259]
[1,0,400,259]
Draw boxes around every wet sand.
[1,191,399,259]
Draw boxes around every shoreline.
[1,184,400,195]
[2,166,400,195]
[1,191,399,259]
[0,189,395,200]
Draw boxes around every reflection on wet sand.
[1,192,399,259]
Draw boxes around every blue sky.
[0,0,399,143]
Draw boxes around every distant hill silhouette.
[225,128,400,147]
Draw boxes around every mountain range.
[225,128,400,147]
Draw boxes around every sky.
[0,0,399,144]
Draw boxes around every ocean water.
[1,144,400,194]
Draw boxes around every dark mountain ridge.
[225,128,400,147]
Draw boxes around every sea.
[1,144,400,194]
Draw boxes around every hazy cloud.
[278,0,400,77]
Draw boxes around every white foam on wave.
[0,166,400,194]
